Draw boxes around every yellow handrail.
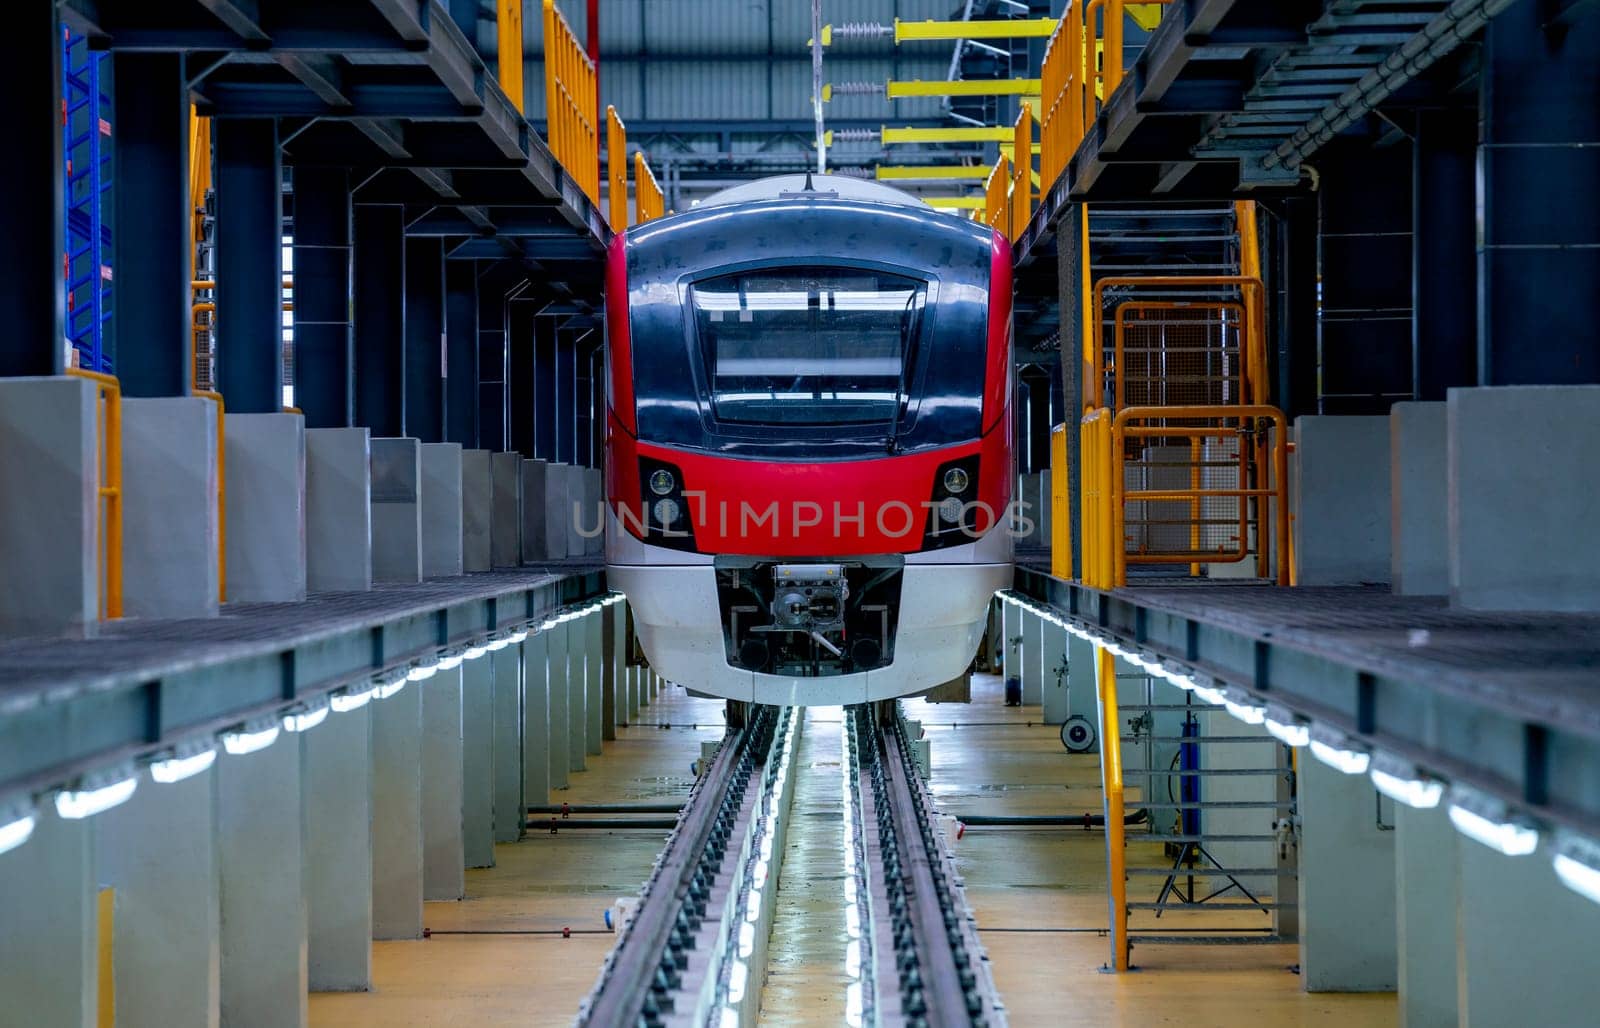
[67,368,123,620]
[606,105,628,229]
[1010,104,1034,241]
[497,0,524,113]
[634,151,665,222]
[543,0,600,206]
[1094,642,1128,971]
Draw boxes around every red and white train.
[605,175,1014,706]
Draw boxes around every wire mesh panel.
[1113,303,1245,410]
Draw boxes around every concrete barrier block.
[371,438,421,584]
[226,413,307,602]
[122,396,220,618]
[1292,415,1390,586]
[490,452,522,569]
[462,449,493,573]
[1449,385,1600,610]
[420,442,464,578]
[521,459,563,562]
[306,427,372,593]
[1390,402,1448,595]
[0,377,100,637]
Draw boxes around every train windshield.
[690,268,926,427]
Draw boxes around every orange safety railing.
[634,151,665,222]
[1010,103,1034,241]
[543,0,599,206]
[498,0,525,113]
[1039,1,1174,194]
[983,154,1011,233]
[606,105,628,229]
[67,368,123,619]
[1079,407,1115,589]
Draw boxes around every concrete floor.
[312,677,1397,1026]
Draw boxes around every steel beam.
[213,118,284,413]
[113,53,191,395]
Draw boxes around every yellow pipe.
[887,78,1042,98]
[894,16,1060,41]
[67,368,123,620]
[881,125,1014,144]
[1095,643,1128,971]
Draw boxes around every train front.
[605,176,1013,706]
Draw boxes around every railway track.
[577,703,1006,1028]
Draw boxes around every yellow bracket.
[925,196,987,209]
[894,17,1060,41]
[876,165,990,180]
[887,78,1041,98]
[881,125,1013,144]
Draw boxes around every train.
[604,174,1014,707]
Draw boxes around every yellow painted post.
[498,0,524,112]
[606,106,628,228]
[1051,424,1069,579]
[1105,0,1125,96]
[1069,0,1088,140]
[67,368,123,619]
[1094,644,1128,971]
[543,2,558,160]
[97,887,115,1027]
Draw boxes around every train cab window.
[690,268,927,427]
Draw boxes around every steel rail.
[578,706,780,1026]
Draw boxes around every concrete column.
[121,396,221,617]
[216,734,308,1025]
[1040,619,1069,724]
[226,413,308,602]
[372,683,424,939]
[562,465,585,557]
[602,605,617,740]
[1002,599,1022,689]
[568,618,589,771]
[1066,635,1098,731]
[1389,402,1448,596]
[0,378,99,638]
[420,442,464,578]
[94,764,219,1025]
[585,611,604,756]
[462,449,493,573]
[490,451,523,568]
[1394,803,1457,1027]
[1297,755,1396,991]
[1448,386,1600,611]
[421,667,465,901]
[306,427,373,593]
[1019,607,1043,705]
[1458,836,1600,1026]
[302,702,373,991]
[1292,415,1391,586]
[462,655,495,868]
[0,806,95,1028]
[522,632,551,807]
[583,468,604,555]
[492,645,524,842]
[624,614,640,723]
[371,437,422,584]
[547,624,571,789]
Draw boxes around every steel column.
[403,236,445,442]
[445,259,479,447]
[477,264,521,451]
[532,314,557,459]
[213,118,283,413]
[1275,196,1319,419]
[508,299,537,457]
[556,328,577,464]
[1055,203,1084,581]
[292,166,352,427]
[1412,109,1479,400]
[112,53,189,396]
[0,2,65,376]
[354,205,405,436]
[1478,3,1600,385]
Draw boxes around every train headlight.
[938,496,964,524]
[653,498,681,525]
[648,469,676,496]
[942,467,970,494]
